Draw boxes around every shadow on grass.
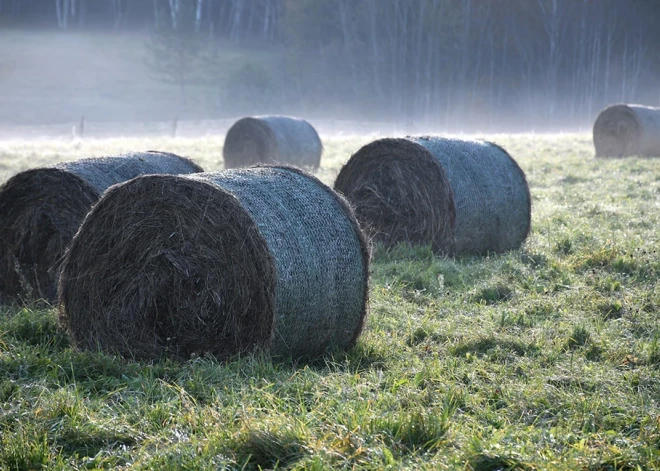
[292,342,389,374]
[228,422,309,471]
[473,284,514,304]
[369,409,452,456]
[451,336,539,359]
[55,422,139,458]
[468,452,536,471]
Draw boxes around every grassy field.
[0,133,659,470]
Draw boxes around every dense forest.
[2,0,660,130]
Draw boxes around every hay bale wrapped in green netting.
[0,151,203,304]
[58,166,369,361]
[223,116,323,169]
[593,104,660,157]
[334,137,531,255]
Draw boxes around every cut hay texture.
[334,137,531,255]
[223,116,323,169]
[58,166,369,361]
[593,104,660,157]
[0,151,203,304]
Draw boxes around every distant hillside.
[0,29,282,127]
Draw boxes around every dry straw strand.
[0,151,203,304]
[334,136,531,255]
[593,104,660,157]
[58,166,369,361]
[223,116,323,169]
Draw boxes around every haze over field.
[1,0,660,137]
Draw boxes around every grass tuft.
[3,307,69,351]
[229,420,310,470]
[467,452,536,471]
[564,325,592,351]
[474,284,514,304]
[369,409,452,455]
[0,429,50,471]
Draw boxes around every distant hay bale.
[223,116,323,169]
[334,137,531,255]
[0,151,203,304]
[593,104,660,157]
[58,166,369,361]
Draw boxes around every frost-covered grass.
[1,133,659,470]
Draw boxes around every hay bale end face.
[223,116,323,169]
[593,104,660,157]
[334,137,531,255]
[334,138,456,252]
[58,166,369,361]
[0,151,203,304]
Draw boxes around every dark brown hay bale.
[593,104,660,157]
[0,151,203,304]
[223,116,323,169]
[58,166,369,361]
[334,137,531,255]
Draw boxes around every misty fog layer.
[1,0,659,135]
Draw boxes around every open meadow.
[0,133,659,470]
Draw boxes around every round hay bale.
[58,166,369,361]
[223,116,323,169]
[593,104,660,157]
[0,151,203,304]
[334,137,531,255]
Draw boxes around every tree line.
[3,0,660,130]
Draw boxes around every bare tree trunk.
[588,27,601,120]
[621,32,628,102]
[153,0,159,28]
[246,0,256,35]
[536,0,561,120]
[397,0,409,125]
[628,31,645,99]
[230,0,244,43]
[55,0,63,28]
[412,0,426,124]
[112,0,124,29]
[168,0,180,30]
[77,0,86,27]
[178,46,187,106]
[572,0,588,121]
[385,4,398,118]
[424,25,433,124]
[195,0,203,32]
[207,0,215,37]
[488,24,495,128]
[336,0,359,98]
[64,0,69,28]
[497,34,508,111]
[470,12,488,121]
[263,0,271,37]
[457,0,472,122]
[366,0,383,101]
[604,18,613,107]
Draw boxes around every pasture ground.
[0,133,659,470]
